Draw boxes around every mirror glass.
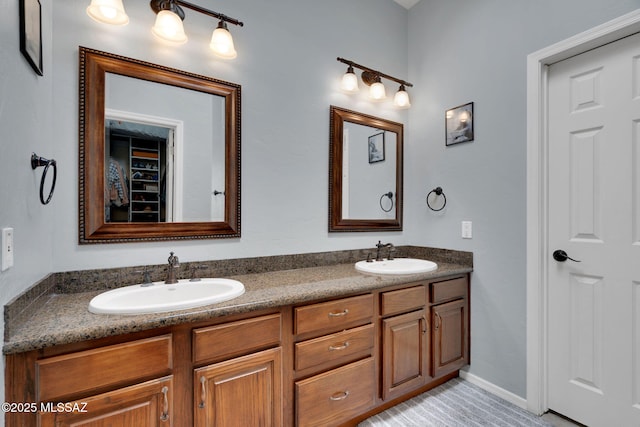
[329,106,403,231]
[79,47,240,243]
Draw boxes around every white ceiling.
[393,0,421,9]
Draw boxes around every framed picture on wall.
[20,0,43,76]
[445,102,474,146]
[368,132,385,163]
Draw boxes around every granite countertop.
[3,248,472,355]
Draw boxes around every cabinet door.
[382,309,430,400]
[194,347,282,427]
[38,376,172,427]
[432,298,469,377]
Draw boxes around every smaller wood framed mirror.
[329,106,403,232]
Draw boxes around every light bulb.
[86,0,129,26]
[210,21,237,59]
[393,86,411,109]
[152,10,188,44]
[340,66,359,93]
[369,81,386,101]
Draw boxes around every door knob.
[553,249,581,263]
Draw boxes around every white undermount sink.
[88,278,245,315]
[355,258,438,275]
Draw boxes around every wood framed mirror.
[79,47,240,243]
[329,106,403,232]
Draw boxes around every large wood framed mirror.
[79,47,240,243]
[329,106,403,232]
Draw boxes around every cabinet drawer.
[430,276,467,304]
[295,324,374,371]
[381,285,426,316]
[296,357,375,427]
[193,313,281,364]
[295,294,373,336]
[36,335,172,402]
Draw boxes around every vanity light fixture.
[86,0,243,58]
[86,0,129,25]
[340,65,360,93]
[150,0,243,58]
[394,84,411,109]
[337,57,413,108]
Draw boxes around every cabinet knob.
[329,391,350,401]
[199,376,207,409]
[328,309,349,317]
[328,341,350,351]
[160,386,169,422]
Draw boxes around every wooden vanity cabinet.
[293,294,376,426]
[430,276,470,378]
[192,313,283,427]
[380,285,431,400]
[6,273,470,427]
[194,347,282,427]
[34,335,174,427]
[38,376,173,427]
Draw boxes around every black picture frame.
[368,132,385,163]
[445,102,474,146]
[20,0,43,76]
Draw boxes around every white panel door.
[548,31,640,426]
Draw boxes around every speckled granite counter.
[3,246,472,355]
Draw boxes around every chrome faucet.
[165,251,180,284]
[375,241,395,261]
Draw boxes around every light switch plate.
[2,228,14,271]
[462,221,472,239]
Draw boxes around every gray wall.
[407,0,640,398]
[0,0,408,412]
[49,0,410,271]
[2,0,640,414]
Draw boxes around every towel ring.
[380,191,394,212]
[31,153,57,205]
[426,187,446,212]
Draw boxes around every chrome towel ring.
[31,153,57,205]
[426,186,446,211]
[380,191,394,212]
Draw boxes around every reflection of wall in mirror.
[105,73,226,222]
[343,122,396,219]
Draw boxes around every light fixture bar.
[176,1,243,26]
[337,57,412,88]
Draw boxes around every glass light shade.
[210,24,237,59]
[152,10,188,44]
[369,81,387,101]
[393,88,411,109]
[86,0,129,25]
[340,68,359,93]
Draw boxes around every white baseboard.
[459,370,528,410]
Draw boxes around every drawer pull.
[329,390,350,401]
[160,386,169,422]
[328,309,349,317]
[328,341,350,351]
[199,376,206,409]
[434,312,441,330]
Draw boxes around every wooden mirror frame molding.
[329,105,403,232]
[79,47,241,243]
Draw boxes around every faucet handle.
[189,265,207,282]
[168,251,180,267]
[136,267,153,286]
[388,246,396,260]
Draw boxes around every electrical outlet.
[462,221,472,239]
[2,228,14,271]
